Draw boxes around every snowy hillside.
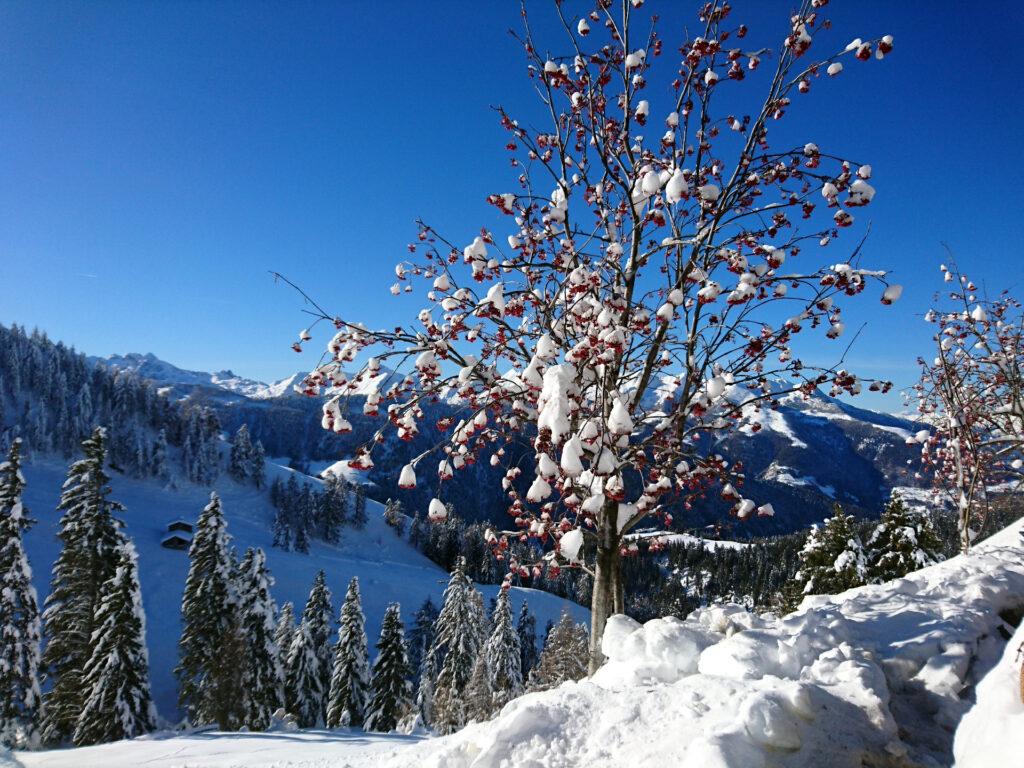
[16,520,1023,768]
[383,520,1024,768]
[16,457,588,722]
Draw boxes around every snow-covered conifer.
[250,440,266,489]
[430,558,481,734]
[791,505,867,598]
[352,484,367,529]
[412,646,435,729]
[484,588,522,712]
[285,570,333,727]
[528,610,588,692]
[0,439,42,748]
[407,597,438,684]
[150,429,171,484]
[72,538,155,745]
[228,424,253,483]
[325,577,370,727]
[176,492,243,729]
[364,604,413,733]
[866,494,943,583]
[41,428,125,744]
[516,601,538,677]
[274,601,296,674]
[462,655,493,723]
[237,548,284,730]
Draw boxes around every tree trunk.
[588,503,623,675]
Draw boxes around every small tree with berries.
[278,0,898,671]
[911,262,1024,553]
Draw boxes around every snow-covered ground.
[382,519,1024,768]
[11,728,420,768]
[13,460,1023,767]
[17,457,588,723]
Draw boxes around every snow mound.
[954,590,1024,766]
[387,520,1024,768]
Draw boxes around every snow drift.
[386,520,1024,768]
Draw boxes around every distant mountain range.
[92,351,926,534]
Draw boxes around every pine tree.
[72,539,155,745]
[151,429,171,484]
[237,548,284,730]
[430,558,482,734]
[528,610,588,692]
[407,598,439,684]
[516,601,538,678]
[866,494,943,583]
[364,604,413,733]
[284,621,322,728]
[326,577,370,728]
[463,655,493,722]
[352,484,367,529]
[228,425,253,483]
[42,428,125,744]
[285,571,333,727]
[789,504,867,599]
[484,588,522,712]
[272,506,291,551]
[411,646,435,729]
[176,492,243,729]
[275,601,296,675]
[0,439,42,748]
[250,440,266,490]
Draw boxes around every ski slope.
[16,457,588,724]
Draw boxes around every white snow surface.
[13,728,423,767]
[17,457,588,724]
[953,561,1024,767]
[381,519,1024,768]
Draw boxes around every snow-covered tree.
[279,0,899,669]
[463,655,492,723]
[251,440,267,489]
[912,262,1024,552]
[407,597,439,685]
[0,439,42,748]
[791,505,866,599]
[228,424,254,483]
[516,601,538,678]
[411,644,435,730]
[41,428,125,744]
[430,559,482,733]
[352,484,367,529]
[484,588,522,712]
[176,492,243,729]
[72,538,155,745]
[528,610,588,692]
[325,577,370,728]
[866,494,943,583]
[150,429,171,484]
[284,621,322,728]
[274,601,296,674]
[237,548,284,730]
[364,604,413,733]
[285,570,333,727]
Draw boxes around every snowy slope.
[17,458,588,723]
[382,520,1024,768]
[15,522,1023,767]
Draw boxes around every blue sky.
[2,1,1022,412]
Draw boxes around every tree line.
[0,429,588,748]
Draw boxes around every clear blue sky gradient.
[2,1,1022,412]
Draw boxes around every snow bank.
[386,520,1024,768]
[954,597,1024,766]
